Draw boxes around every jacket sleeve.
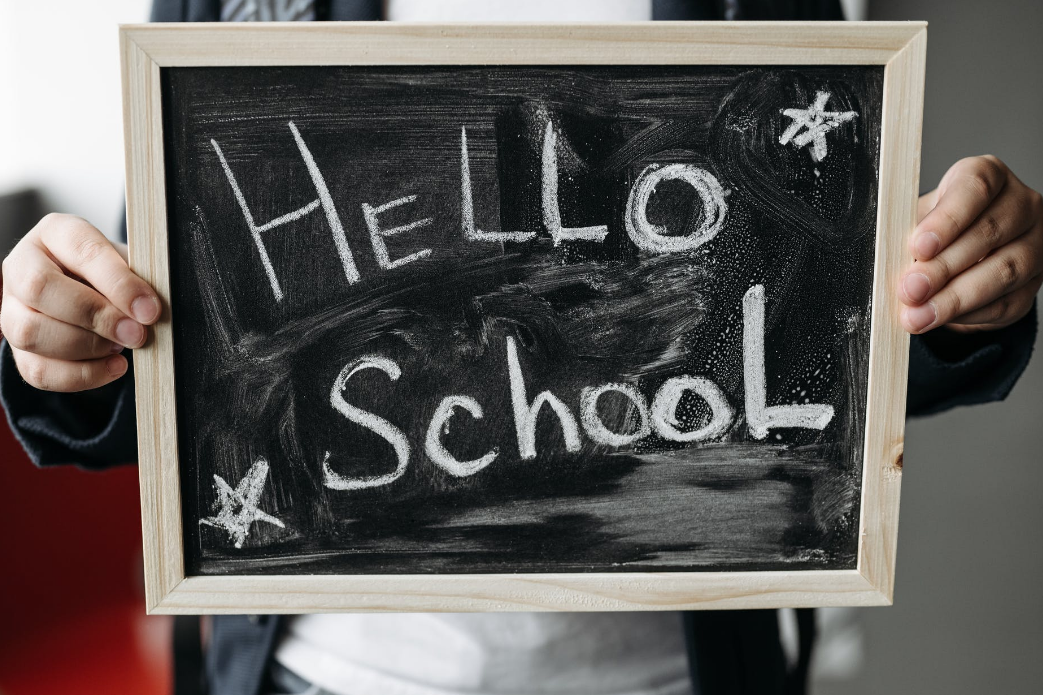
[0,338,138,469]
[906,302,1037,417]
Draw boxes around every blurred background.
[0,0,1040,693]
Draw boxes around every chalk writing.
[362,195,433,270]
[318,284,834,490]
[779,90,858,162]
[543,121,610,245]
[425,395,499,476]
[625,163,727,254]
[166,65,883,574]
[215,122,733,300]
[460,126,537,243]
[322,357,410,491]
[199,458,284,548]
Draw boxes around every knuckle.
[22,268,51,305]
[37,211,65,229]
[8,314,40,352]
[79,362,96,390]
[935,206,963,238]
[978,155,1006,181]
[107,268,138,302]
[930,255,953,285]
[965,171,998,202]
[36,213,84,242]
[1029,190,1043,217]
[996,255,1021,292]
[952,156,979,176]
[71,232,107,267]
[20,355,49,390]
[987,296,1012,323]
[979,154,1008,175]
[975,213,1004,248]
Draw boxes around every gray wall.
[816,0,1043,692]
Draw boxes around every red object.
[0,400,171,694]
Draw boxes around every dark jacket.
[0,2,1038,695]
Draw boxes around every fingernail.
[131,296,159,323]
[905,302,937,332]
[109,342,124,354]
[903,273,931,303]
[116,318,145,347]
[914,232,940,259]
[106,355,127,377]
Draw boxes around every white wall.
[0,0,151,240]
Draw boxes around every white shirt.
[385,0,653,23]
[276,612,693,695]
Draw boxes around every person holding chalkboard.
[0,2,1040,695]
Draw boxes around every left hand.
[899,155,1043,334]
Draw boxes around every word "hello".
[211,121,729,301]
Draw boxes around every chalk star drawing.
[199,457,284,548]
[779,91,858,162]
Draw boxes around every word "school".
[320,284,835,492]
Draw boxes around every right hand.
[1,213,160,392]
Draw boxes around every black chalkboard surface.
[164,64,880,575]
[123,22,925,612]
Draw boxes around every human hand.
[899,155,1043,334]
[0,214,160,392]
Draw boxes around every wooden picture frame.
[120,21,925,614]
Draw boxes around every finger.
[900,184,1035,306]
[947,275,1043,329]
[36,214,160,325]
[0,296,123,360]
[4,241,148,348]
[11,346,128,393]
[901,226,1043,333]
[911,156,1007,260]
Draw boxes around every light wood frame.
[120,21,925,614]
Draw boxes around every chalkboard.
[122,23,925,613]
